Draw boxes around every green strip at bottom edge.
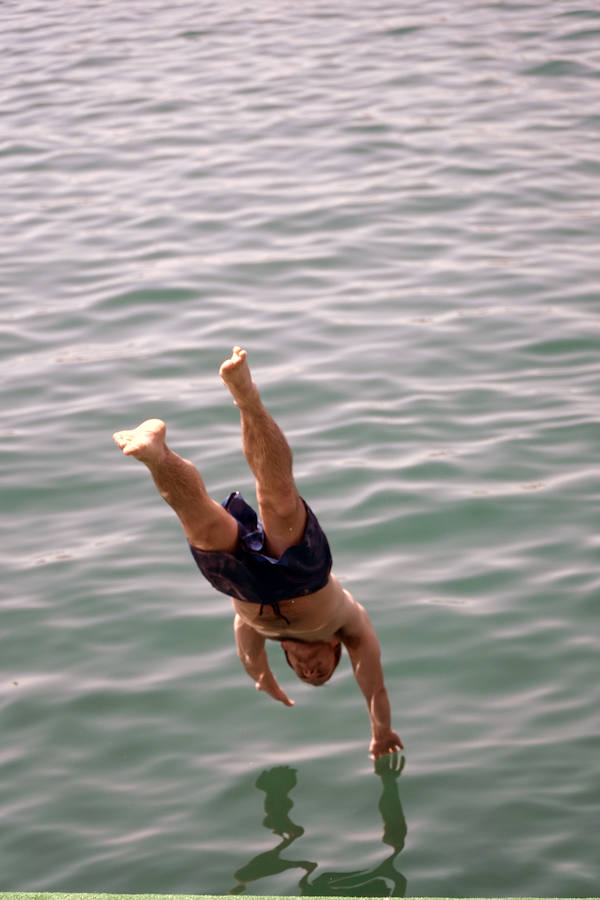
[2,894,597,900]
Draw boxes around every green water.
[1,0,599,895]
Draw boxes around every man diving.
[113,347,402,759]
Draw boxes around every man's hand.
[234,616,295,706]
[374,749,405,777]
[255,672,295,707]
[370,730,403,760]
[234,615,295,706]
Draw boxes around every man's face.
[281,640,340,686]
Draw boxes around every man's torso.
[231,573,352,643]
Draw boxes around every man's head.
[281,639,342,686]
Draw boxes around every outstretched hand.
[370,730,403,760]
[374,749,405,778]
[255,674,295,707]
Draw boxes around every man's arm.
[339,599,403,759]
[233,614,294,707]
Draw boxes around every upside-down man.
[113,347,402,759]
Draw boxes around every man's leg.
[219,347,306,558]
[113,418,238,552]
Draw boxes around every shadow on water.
[230,754,407,897]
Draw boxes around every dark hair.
[282,641,342,683]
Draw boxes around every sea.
[1,0,599,895]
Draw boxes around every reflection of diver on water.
[230,755,407,897]
[229,767,317,894]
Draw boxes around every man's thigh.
[257,488,307,558]
[185,499,239,553]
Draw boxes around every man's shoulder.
[335,592,374,646]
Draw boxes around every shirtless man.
[113,347,402,760]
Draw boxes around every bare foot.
[112,418,167,464]
[219,346,260,408]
